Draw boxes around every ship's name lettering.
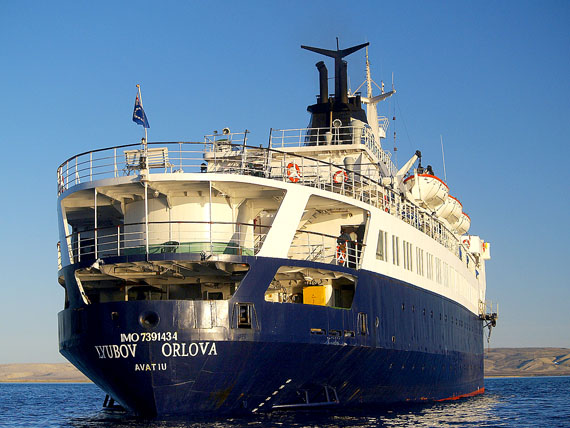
[134,363,167,372]
[120,331,178,343]
[161,342,217,357]
[94,344,137,359]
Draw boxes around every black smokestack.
[316,61,328,104]
[301,41,368,104]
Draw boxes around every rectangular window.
[402,240,407,269]
[435,257,442,284]
[402,240,413,271]
[392,236,400,266]
[358,312,368,335]
[376,230,387,261]
[237,303,252,329]
[416,247,424,276]
[426,253,434,280]
[443,262,449,288]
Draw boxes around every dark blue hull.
[58,255,484,416]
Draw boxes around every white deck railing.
[269,126,397,176]
[289,230,365,269]
[64,221,270,263]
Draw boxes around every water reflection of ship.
[56,41,495,416]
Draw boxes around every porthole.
[139,311,160,329]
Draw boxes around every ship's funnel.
[301,41,368,104]
[303,41,369,134]
[316,61,329,104]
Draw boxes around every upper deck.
[56,128,480,279]
[269,125,397,176]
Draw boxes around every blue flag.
[132,95,150,128]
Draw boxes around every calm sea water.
[1,377,569,428]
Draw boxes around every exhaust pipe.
[316,61,328,104]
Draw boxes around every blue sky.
[0,1,568,363]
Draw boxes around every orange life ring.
[333,170,348,184]
[462,238,470,249]
[336,244,346,265]
[286,162,301,183]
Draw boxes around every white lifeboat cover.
[404,173,449,211]
[435,195,462,226]
[454,212,471,235]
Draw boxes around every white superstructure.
[56,47,490,318]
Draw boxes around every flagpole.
[136,84,148,144]
[136,84,150,259]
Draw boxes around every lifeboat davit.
[404,173,449,211]
[435,195,462,226]
[454,212,471,235]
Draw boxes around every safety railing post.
[78,232,81,263]
[117,225,120,256]
[301,156,305,185]
[94,189,98,259]
[64,161,69,191]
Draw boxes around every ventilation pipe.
[316,61,329,104]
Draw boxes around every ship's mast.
[360,47,396,143]
[366,47,373,99]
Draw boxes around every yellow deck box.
[303,286,327,306]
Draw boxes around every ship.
[56,41,497,416]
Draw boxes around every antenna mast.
[440,135,447,182]
[366,46,373,98]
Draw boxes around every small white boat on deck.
[404,169,449,211]
[454,211,471,235]
[435,194,463,226]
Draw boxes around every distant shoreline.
[484,347,570,378]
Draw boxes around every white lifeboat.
[454,212,471,235]
[404,172,449,211]
[435,194,462,226]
